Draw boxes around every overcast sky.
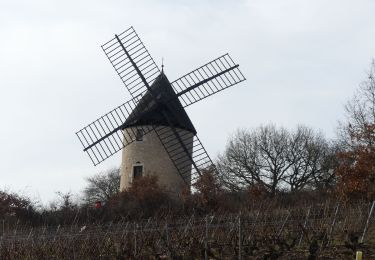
[1,0,374,204]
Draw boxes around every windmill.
[76,27,246,194]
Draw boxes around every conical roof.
[122,73,196,134]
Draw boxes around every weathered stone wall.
[120,126,194,194]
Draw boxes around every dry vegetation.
[1,199,374,259]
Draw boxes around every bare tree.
[0,189,33,220]
[82,167,120,205]
[217,129,259,191]
[285,126,333,191]
[54,191,77,210]
[338,59,375,148]
[217,125,292,196]
[217,125,333,195]
[257,125,293,195]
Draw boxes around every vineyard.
[1,201,374,259]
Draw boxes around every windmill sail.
[77,27,161,165]
[76,99,154,165]
[101,26,160,99]
[154,126,216,183]
[171,54,246,107]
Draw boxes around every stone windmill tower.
[119,72,196,193]
[76,27,246,194]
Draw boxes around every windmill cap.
[122,73,197,134]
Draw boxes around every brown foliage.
[192,169,223,212]
[246,183,269,200]
[335,124,375,200]
[335,61,375,201]
[127,175,166,201]
[108,175,171,218]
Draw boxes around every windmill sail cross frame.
[172,54,246,108]
[101,26,161,99]
[77,26,246,183]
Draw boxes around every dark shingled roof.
[122,73,197,134]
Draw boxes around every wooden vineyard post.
[356,251,363,260]
[360,200,375,243]
[53,225,59,243]
[278,211,290,237]
[238,215,242,260]
[327,203,340,246]
[27,227,33,241]
[166,222,170,257]
[134,223,137,257]
[298,207,311,246]
[205,216,208,260]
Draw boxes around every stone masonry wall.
[120,126,194,195]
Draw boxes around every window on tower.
[133,165,143,179]
[135,128,144,141]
